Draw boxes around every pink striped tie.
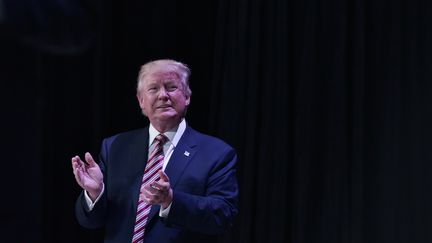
[132,134,168,243]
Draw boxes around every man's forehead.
[147,70,180,82]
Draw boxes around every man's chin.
[155,112,179,121]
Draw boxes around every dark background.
[1,0,432,242]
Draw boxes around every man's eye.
[167,86,177,91]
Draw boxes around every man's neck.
[151,118,183,133]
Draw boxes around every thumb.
[158,170,170,182]
[85,152,96,166]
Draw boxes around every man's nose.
[158,88,169,99]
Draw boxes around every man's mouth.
[157,104,171,109]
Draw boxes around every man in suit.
[71,59,239,243]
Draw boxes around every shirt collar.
[148,119,186,147]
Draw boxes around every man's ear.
[137,94,144,109]
[185,95,190,106]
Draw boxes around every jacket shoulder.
[186,127,235,151]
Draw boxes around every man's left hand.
[140,170,173,209]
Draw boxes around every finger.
[74,156,86,168]
[142,188,157,204]
[74,168,85,188]
[72,157,83,172]
[72,161,80,173]
[150,183,162,191]
[75,169,83,182]
[139,193,146,202]
[152,181,169,192]
[71,156,80,166]
[139,189,148,201]
[158,170,170,182]
[143,184,157,194]
[148,183,165,195]
[85,152,96,166]
[71,158,78,170]
[145,189,157,198]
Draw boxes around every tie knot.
[154,133,168,145]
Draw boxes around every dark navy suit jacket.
[75,125,239,243]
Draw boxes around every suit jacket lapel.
[148,126,198,221]
[165,126,198,187]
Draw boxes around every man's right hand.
[71,152,104,201]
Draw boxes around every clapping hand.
[71,152,104,201]
[140,170,173,209]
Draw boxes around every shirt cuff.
[159,202,172,218]
[84,183,105,211]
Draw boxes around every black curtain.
[1,0,432,242]
[210,1,432,242]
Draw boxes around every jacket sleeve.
[74,138,110,229]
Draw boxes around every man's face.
[137,71,190,127]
